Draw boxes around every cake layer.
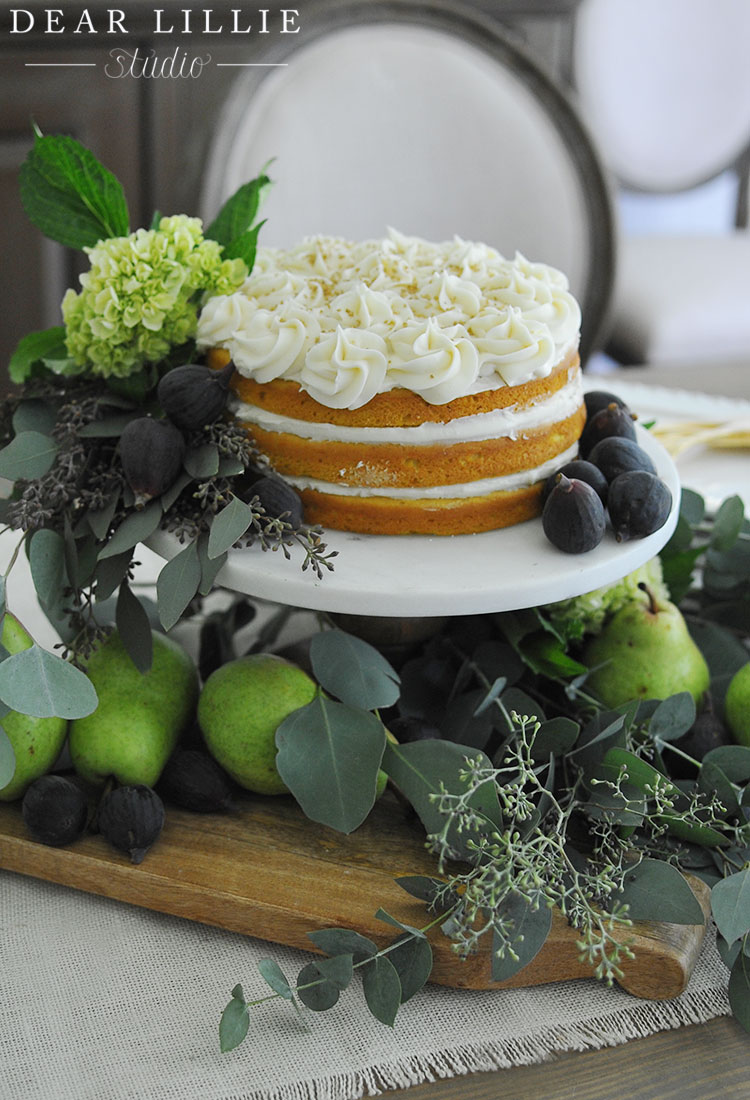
[241,407,585,490]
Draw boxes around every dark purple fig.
[22,774,88,847]
[98,784,165,864]
[588,436,656,483]
[542,475,607,553]
[583,390,629,420]
[542,460,608,507]
[157,749,235,813]
[607,470,672,541]
[246,475,304,528]
[579,402,637,458]
[119,417,186,504]
[157,361,235,431]
[388,716,442,743]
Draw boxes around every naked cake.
[197,230,585,535]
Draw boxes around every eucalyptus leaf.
[28,528,67,610]
[219,994,249,1053]
[0,431,58,480]
[361,955,402,1027]
[703,746,750,784]
[313,953,354,991]
[116,581,153,673]
[440,689,495,750]
[184,443,220,479]
[382,740,502,860]
[19,132,129,249]
[711,868,750,945]
[86,492,120,541]
[78,413,142,438]
[530,716,580,762]
[160,470,193,513]
[596,747,679,800]
[472,676,507,717]
[374,908,425,939]
[257,958,294,1000]
[698,761,740,816]
[679,488,706,527]
[156,539,201,631]
[197,532,227,596]
[296,962,340,1011]
[498,687,545,726]
[0,644,98,719]
[12,398,59,437]
[490,893,553,982]
[0,724,16,788]
[617,859,705,924]
[649,693,696,743]
[94,550,134,602]
[728,949,750,1031]
[308,928,377,963]
[275,696,386,833]
[386,933,433,1002]
[207,495,253,559]
[711,495,745,551]
[98,501,162,559]
[309,629,400,711]
[395,875,459,910]
[571,712,627,771]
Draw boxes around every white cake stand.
[148,426,680,619]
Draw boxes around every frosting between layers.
[197,229,581,409]
[284,442,580,499]
[233,366,583,446]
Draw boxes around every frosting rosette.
[388,318,480,404]
[299,326,388,409]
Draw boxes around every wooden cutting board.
[0,791,710,999]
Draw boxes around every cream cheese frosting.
[197,229,581,409]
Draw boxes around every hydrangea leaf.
[205,172,271,249]
[19,133,129,249]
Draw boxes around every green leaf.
[711,869,750,945]
[0,644,97,719]
[680,488,706,527]
[308,928,377,963]
[703,746,750,784]
[98,501,162,559]
[728,948,750,1031]
[156,539,201,631]
[115,581,153,673]
[309,629,400,711]
[0,724,16,788]
[472,676,507,717]
[207,495,254,559]
[698,760,740,816]
[87,492,120,541]
[275,696,386,833]
[184,443,219,479]
[361,955,402,1027]
[441,690,495,750]
[395,875,459,910]
[710,495,745,551]
[19,133,129,250]
[94,550,133,601]
[530,716,580,762]
[257,958,294,1000]
[657,814,730,848]
[8,326,67,384]
[649,693,696,743]
[386,934,433,1002]
[596,747,679,800]
[219,992,249,1053]
[0,431,58,480]
[206,172,271,249]
[78,413,142,438]
[296,962,340,1011]
[617,859,705,924]
[28,528,67,610]
[12,398,59,437]
[196,532,227,596]
[223,220,266,268]
[490,893,553,982]
[313,953,354,990]
[382,740,502,861]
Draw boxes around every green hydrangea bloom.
[543,556,671,639]
[62,214,247,377]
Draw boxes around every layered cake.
[197,230,585,535]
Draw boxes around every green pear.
[583,587,710,708]
[69,630,198,787]
[198,653,317,795]
[725,663,750,746]
[0,613,68,802]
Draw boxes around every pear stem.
[637,582,659,615]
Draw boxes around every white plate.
[148,425,680,617]
[584,378,750,512]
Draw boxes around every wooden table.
[381,1016,747,1098]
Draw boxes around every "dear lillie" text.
[9,8,301,36]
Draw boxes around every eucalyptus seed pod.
[157,749,235,813]
[22,774,89,847]
[119,416,186,503]
[157,361,236,431]
[98,784,165,864]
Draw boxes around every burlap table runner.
[2,869,730,1100]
